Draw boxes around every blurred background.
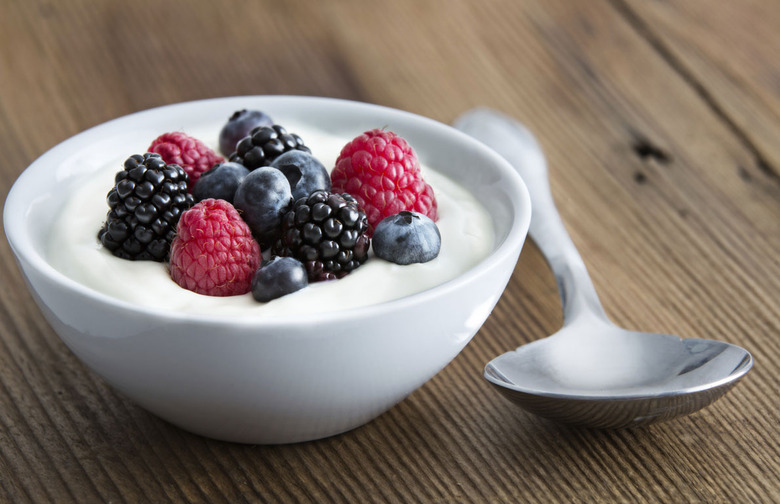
[4,0,777,341]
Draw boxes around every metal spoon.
[454,108,753,428]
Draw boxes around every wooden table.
[1,1,778,502]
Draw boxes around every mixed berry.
[192,162,249,204]
[169,198,261,297]
[233,167,295,249]
[251,257,308,303]
[372,211,441,265]
[148,132,224,191]
[331,129,437,235]
[98,153,194,261]
[218,109,273,157]
[272,190,370,282]
[229,124,310,170]
[97,108,442,302]
[270,150,331,201]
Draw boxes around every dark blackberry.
[229,124,311,170]
[272,190,371,282]
[98,153,195,261]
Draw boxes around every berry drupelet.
[98,153,194,261]
[331,128,437,235]
[169,198,261,297]
[229,124,310,170]
[147,132,224,191]
[272,190,371,282]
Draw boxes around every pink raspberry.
[331,129,437,235]
[169,199,261,297]
[148,132,224,190]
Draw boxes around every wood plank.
[619,0,780,172]
[0,0,777,502]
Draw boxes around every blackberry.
[272,190,370,282]
[98,153,195,261]
[229,124,311,170]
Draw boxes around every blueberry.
[233,167,293,248]
[251,257,309,302]
[270,150,331,201]
[218,109,273,157]
[372,211,441,265]
[192,162,250,203]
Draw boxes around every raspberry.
[331,129,437,235]
[169,199,261,296]
[148,132,224,191]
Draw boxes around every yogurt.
[47,123,494,317]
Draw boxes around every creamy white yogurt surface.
[48,123,494,317]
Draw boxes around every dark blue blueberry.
[270,150,331,201]
[192,162,249,203]
[233,167,293,248]
[251,257,308,302]
[372,211,441,265]
[218,109,273,157]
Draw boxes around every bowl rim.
[3,95,531,327]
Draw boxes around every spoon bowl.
[455,108,753,429]
[485,323,752,428]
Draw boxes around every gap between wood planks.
[608,0,779,180]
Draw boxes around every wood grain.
[0,0,778,502]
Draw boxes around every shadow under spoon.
[454,107,753,429]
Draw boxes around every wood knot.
[632,137,671,165]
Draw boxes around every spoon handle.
[454,108,607,324]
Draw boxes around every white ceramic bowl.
[4,96,530,444]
